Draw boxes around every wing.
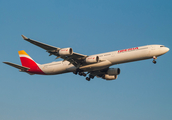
[21,35,87,66]
[3,62,30,71]
[21,35,60,51]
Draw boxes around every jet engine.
[58,48,73,56]
[107,68,120,75]
[102,74,118,80]
[101,68,120,80]
[85,56,99,64]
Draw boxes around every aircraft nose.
[165,47,170,53]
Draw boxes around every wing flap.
[3,62,30,71]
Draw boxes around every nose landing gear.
[152,56,157,64]
[153,60,156,64]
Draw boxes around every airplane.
[3,35,170,81]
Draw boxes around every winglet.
[21,35,28,40]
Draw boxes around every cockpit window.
[160,45,165,47]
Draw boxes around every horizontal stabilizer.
[3,62,30,71]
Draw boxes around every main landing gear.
[86,74,95,81]
[86,77,90,81]
[152,56,157,64]
[73,69,95,81]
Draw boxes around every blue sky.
[0,0,172,120]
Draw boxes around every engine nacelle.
[103,74,118,80]
[58,48,73,56]
[85,56,99,64]
[107,68,120,75]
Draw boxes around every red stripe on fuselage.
[20,57,45,74]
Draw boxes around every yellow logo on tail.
[18,50,30,56]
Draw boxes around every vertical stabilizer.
[18,50,36,67]
[18,50,45,74]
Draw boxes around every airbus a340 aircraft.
[3,35,169,81]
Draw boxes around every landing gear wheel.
[86,77,90,81]
[89,75,95,79]
[73,71,77,75]
[82,73,87,77]
[153,60,157,64]
[152,56,157,64]
[78,72,87,77]
[79,72,83,76]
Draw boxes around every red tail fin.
[18,50,45,74]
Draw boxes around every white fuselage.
[38,45,169,75]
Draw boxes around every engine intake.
[58,48,73,56]
[85,56,99,64]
